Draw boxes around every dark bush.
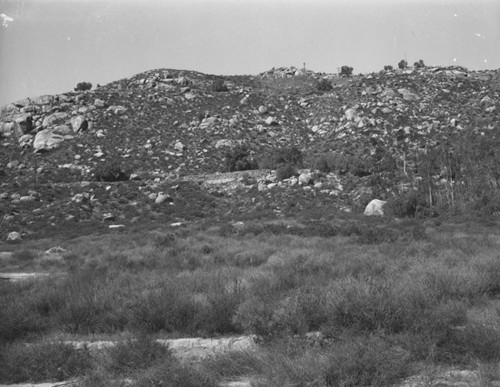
[276,164,298,181]
[74,82,92,91]
[223,145,258,172]
[398,60,408,69]
[384,65,394,71]
[312,152,373,176]
[340,66,354,77]
[324,336,411,386]
[0,342,92,383]
[414,59,425,69]
[211,79,229,92]
[386,191,428,218]
[93,160,131,182]
[316,78,333,91]
[105,336,171,374]
[260,146,303,170]
[312,152,349,174]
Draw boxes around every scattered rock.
[7,231,22,242]
[298,172,313,185]
[364,199,387,216]
[70,115,88,133]
[33,125,73,152]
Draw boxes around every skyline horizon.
[1,0,499,106]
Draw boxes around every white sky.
[0,0,499,105]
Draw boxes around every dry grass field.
[2,215,500,386]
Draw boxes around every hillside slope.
[1,66,499,239]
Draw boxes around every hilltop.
[1,65,500,240]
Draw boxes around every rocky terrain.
[1,65,499,241]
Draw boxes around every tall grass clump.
[130,272,243,335]
[0,342,92,384]
[324,335,411,386]
[31,267,129,334]
[81,336,218,387]
[0,282,51,343]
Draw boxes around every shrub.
[32,268,129,334]
[324,335,411,386]
[211,79,228,92]
[223,145,258,172]
[93,160,131,182]
[74,82,92,91]
[12,249,38,262]
[0,342,92,383]
[414,59,425,68]
[0,290,50,343]
[276,163,298,181]
[386,191,428,218]
[130,279,198,334]
[398,60,408,69]
[316,78,333,91]
[436,323,500,363]
[260,146,303,170]
[312,152,350,174]
[105,336,171,374]
[384,65,394,71]
[135,360,218,387]
[340,65,354,77]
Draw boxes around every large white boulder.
[364,199,387,216]
[34,125,74,152]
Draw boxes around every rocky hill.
[1,65,500,240]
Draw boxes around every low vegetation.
[74,82,92,92]
[2,215,500,385]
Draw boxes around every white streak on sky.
[0,13,14,27]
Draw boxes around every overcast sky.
[0,0,499,106]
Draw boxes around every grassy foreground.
[2,215,500,385]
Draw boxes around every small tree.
[384,65,394,71]
[340,66,354,77]
[414,59,425,69]
[398,60,408,70]
[74,82,92,92]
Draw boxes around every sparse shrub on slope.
[260,146,303,170]
[74,82,92,91]
[316,78,333,91]
[223,145,258,172]
[311,152,379,177]
[93,159,131,182]
[276,163,298,181]
[211,79,229,92]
